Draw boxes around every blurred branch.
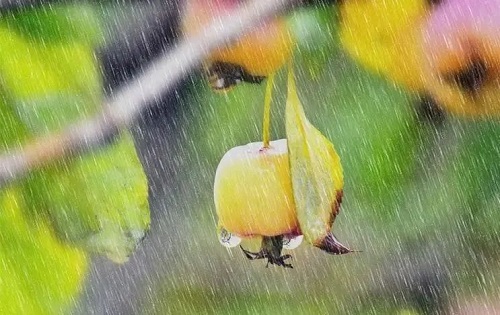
[0,0,298,187]
[99,0,181,94]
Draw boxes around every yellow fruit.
[214,139,298,237]
[209,20,293,77]
[340,0,500,117]
[182,0,293,87]
[213,66,352,268]
[340,0,430,90]
[420,0,500,117]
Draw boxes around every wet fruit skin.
[214,139,299,237]
[182,0,293,77]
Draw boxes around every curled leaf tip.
[317,233,354,255]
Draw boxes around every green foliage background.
[142,6,500,315]
[0,2,498,315]
[0,4,149,313]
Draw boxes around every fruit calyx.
[240,235,293,268]
[207,61,266,91]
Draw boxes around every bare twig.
[0,0,297,187]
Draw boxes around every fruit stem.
[262,72,275,148]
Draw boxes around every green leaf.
[0,26,101,134]
[0,187,87,314]
[15,93,99,134]
[285,66,343,244]
[0,8,107,311]
[0,5,102,138]
[0,3,149,263]
[0,91,29,150]
[23,134,150,263]
[2,4,102,45]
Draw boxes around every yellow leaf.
[285,66,343,245]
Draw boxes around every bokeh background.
[0,1,499,314]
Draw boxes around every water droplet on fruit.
[219,228,241,248]
[283,235,303,250]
